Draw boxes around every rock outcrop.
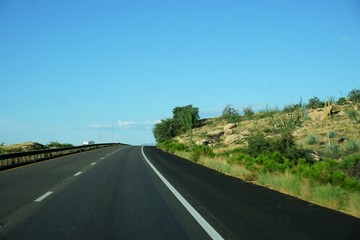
[309,105,342,122]
[224,135,240,145]
[207,129,224,138]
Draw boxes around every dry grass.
[201,156,257,181]
[294,113,360,154]
[256,171,360,218]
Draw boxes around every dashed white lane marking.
[34,191,53,202]
[74,172,82,177]
[91,162,96,166]
[141,146,224,240]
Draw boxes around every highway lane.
[0,145,359,239]
[0,145,124,221]
[144,146,360,240]
[0,146,211,239]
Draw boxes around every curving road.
[0,145,359,239]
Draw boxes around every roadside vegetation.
[0,141,74,154]
[153,89,360,218]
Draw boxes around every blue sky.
[1,0,359,146]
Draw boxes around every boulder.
[224,123,237,132]
[331,105,342,114]
[240,130,250,136]
[207,129,224,138]
[196,139,208,146]
[307,151,322,162]
[224,123,237,135]
[224,135,240,145]
[309,108,325,121]
[225,129,236,135]
[309,105,342,122]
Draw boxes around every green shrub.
[190,145,215,162]
[347,140,359,153]
[348,89,360,103]
[256,106,281,119]
[224,114,242,123]
[255,152,293,173]
[307,97,324,109]
[283,104,302,113]
[345,108,360,123]
[227,152,252,164]
[328,131,337,139]
[304,161,332,184]
[157,140,188,153]
[273,134,307,162]
[270,109,303,137]
[341,154,360,169]
[222,105,241,123]
[296,157,360,190]
[340,154,360,179]
[337,97,347,105]
[243,106,254,120]
[47,141,73,148]
[245,129,305,162]
[306,135,318,145]
[325,144,341,157]
[153,118,180,143]
[342,177,360,190]
[245,131,271,157]
[190,150,201,162]
[331,171,346,186]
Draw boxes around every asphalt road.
[0,145,359,239]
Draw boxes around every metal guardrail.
[0,143,120,170]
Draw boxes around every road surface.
[0,145,359,239]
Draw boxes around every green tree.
[348,89,360,103]
[172,105,199,145]
[153,105,200,144]
[337,97,347,105]
[245,130,270,157]
[222,104,240,123]
[307,97,324,109]
[153,118,179,143]
[47,141,73,148]
[47,141,62,148]
[172,105,199,128]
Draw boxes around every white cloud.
[117,120,135,127]
[338,36,352,41]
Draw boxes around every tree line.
[153,105,199,144]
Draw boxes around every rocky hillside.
[174,104,360,159]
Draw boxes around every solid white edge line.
[74,172,82,176]
[141,146,224,240]
[34,191,53,202]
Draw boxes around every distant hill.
[0,142,48,154]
